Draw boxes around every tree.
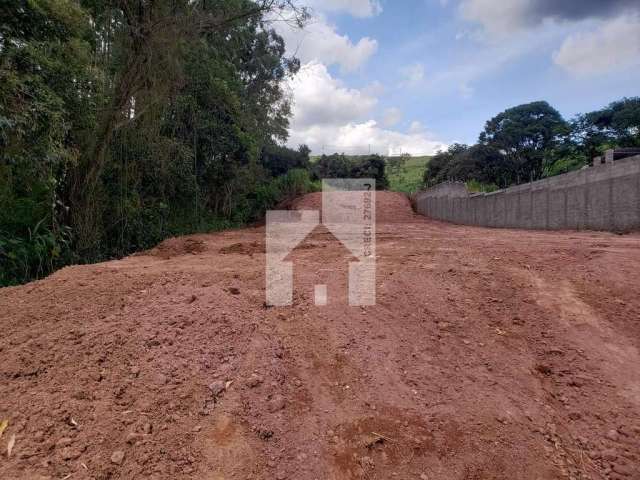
[313,154,389,189]
[422,144,468,186]
[69,0,307,253]
[349,155,389,190]
[450,144,505,186]
[572,97,640,159]
[422,143,508,188]
[0,0,96,283]
[261,144,311,176]
[313,154,352,179]
[421,98,638,194]
[479,101,569,183]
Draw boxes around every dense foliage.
[312,154,389,190]
[424,98,640,190]
[0,0,314,286]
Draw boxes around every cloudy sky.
[275,0,640,155]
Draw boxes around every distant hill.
[386,156,431,193]
[309,155,431,193]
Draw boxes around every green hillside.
[309,155,431,193]
[386,156,431,193]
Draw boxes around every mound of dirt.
[219,241,265,256]
[146,236,207,259]
[293,190,419,223]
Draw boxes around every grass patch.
[309,154,432,193]
[386,156,431,193]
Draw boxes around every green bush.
[0,221,72,286]
[245,168,317,222]
[312,154,389,189]
[466,179,499,193]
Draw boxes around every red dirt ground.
[1,191,640,480]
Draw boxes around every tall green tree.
[349,155,389,189]
[70,0,306,254]
[312,154,389,189]
[422,143,468,186]
[0,0,97,283]
[572,97,640,159]
[261,144,310,176]
[479,101,569,183]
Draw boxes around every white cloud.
[408,120,424,134]
[288,120,447,156]
[308,0,382,18]
[287,62,446,155]
[400,63,425,87]
[553,15,640,76]
[288,61,377,128]
[275,15,377,72]
[382,107,402,127]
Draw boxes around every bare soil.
[1,191,640,480]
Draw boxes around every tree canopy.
[478,101,569,184]
[312,154,389,190]
[424,98,640,190]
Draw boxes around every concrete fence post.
[608,161,614,230]
[605,149,614,164]
[530,184,534,228]
[583,168,589,230]
[637,167,640,231]
[516,189,521,228]
[563,188,568,228]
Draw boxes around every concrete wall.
[415,154,640,232]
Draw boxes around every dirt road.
[2,191,640,480]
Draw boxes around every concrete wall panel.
[494,194,506,228]
[518,189,532,229]
[504,192,519,227]
[586,179,610,230]
[612,173,639,231]
[415,155,640,232]
[531,188,547,229]
[548,187,566,230]
[565,184,586,230]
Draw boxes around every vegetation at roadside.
[309,154,389,189]
[308,154,426,193]
[0,0,317,286]
[423,98,640,190]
